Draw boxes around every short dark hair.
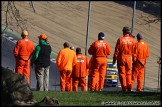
[136,33,143,40]
[76,48,81,54]
[63,42,70,48]
[21,34,26,38]
[122,26,130,34]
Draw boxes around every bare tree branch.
[29,1,36,13]
[11,2,23,30]
[143,18,161,25]
[3,1,10,33]
[137,13,161,26]
[2,1,36,33]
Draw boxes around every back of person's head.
[63,42,70,48]
[76,47,81,54]
[98,32,105,40]
[136,33,143,40]
[122,26,130,34]
[21,30,28,38]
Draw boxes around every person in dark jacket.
[31,33,52,91]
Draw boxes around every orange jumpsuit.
[56,48,77,91]
[88,56,99,91]
[14,38,34,84]
[113,34,136,91]
[131,40,149,91]
[88,40,111,91]
[72,54,89,92]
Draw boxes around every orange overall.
[56,48,77,91]
[14,38,34,84]
[113,34,136,91]
[131,40,149,91]
[88,40,111,91]
[88,56,99,91]
[72,54,89,92]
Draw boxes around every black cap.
[137,33,143,39]
[122,26,130,33]
[98,32,105,40]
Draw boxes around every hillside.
[1,1,161,89]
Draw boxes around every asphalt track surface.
[1,33,60,91]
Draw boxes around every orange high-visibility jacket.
[133,40,149,65]
[14,38,34,60]
[88,56,93,74]
[56,48,77,71]
[72,54,89,77]
[88,40,111,57]
[113,34,136,61]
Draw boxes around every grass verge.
[32,91,160,106]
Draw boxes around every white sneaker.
[99,89,102,91]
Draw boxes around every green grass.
[32,91,161,106]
